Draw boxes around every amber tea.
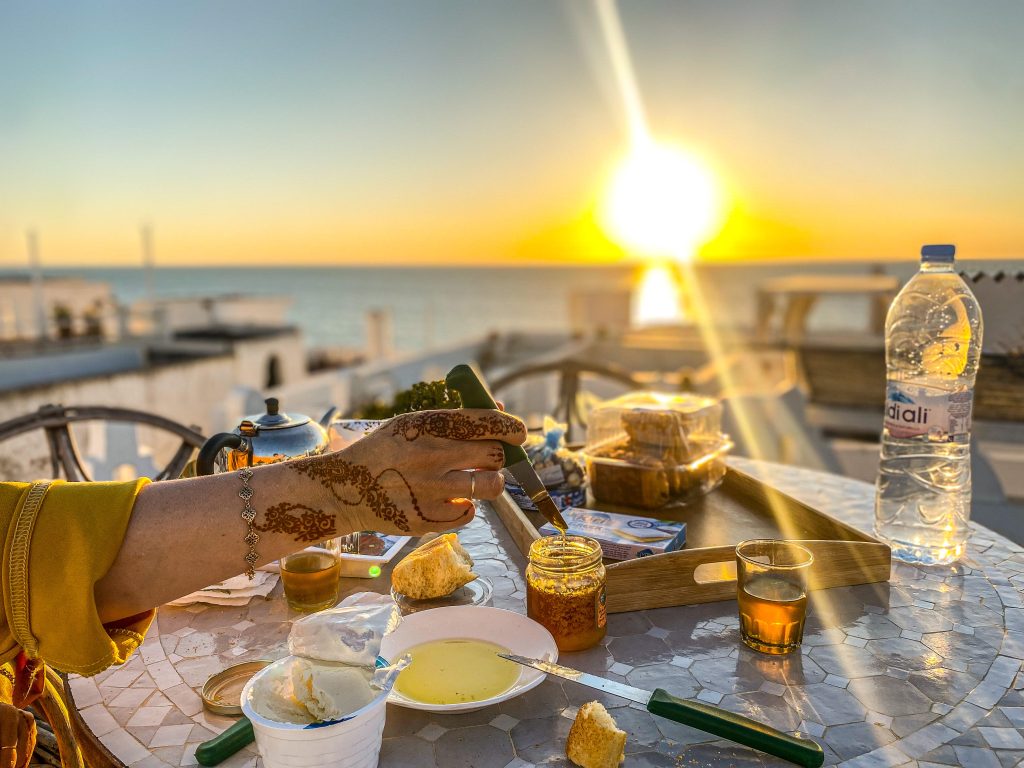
[281,549,341,612]
[738,574,807,654]
[735,540,813,655]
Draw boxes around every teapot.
[196,397,332,475]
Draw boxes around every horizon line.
[3,254,1023,271]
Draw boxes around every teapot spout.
[320,406,339,429]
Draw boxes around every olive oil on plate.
[393,639,520,705]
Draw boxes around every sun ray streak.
[594,0,649,143]
[590,0,856,681]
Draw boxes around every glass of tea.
[735,539,813,655]
[281,548,342,612]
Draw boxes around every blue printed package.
[538,507,686,560]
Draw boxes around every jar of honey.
[526,535,607,652]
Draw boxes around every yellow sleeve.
[1,479,155,676]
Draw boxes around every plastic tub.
[584,393,729,509]
[241,659,388,768]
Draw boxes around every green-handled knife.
[446,364,569,533]
[499,653,824,768]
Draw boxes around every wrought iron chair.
[489,357,642,440]
[0,404,206,768]
[0,404,206,482]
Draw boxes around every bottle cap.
[921,244,955,262]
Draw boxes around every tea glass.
[281,547,342,612]
[735,539,813,655]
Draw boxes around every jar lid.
[201,660,273,716]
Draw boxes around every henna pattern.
[488,445,505,466]
[391,411,521,442]
[289,455,416,531]
[256,502,338,542]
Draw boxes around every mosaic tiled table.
[72,458,1024,768]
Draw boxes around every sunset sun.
[601,139,723,261]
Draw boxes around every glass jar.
[526,535,607,652]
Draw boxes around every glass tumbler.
[735,539,813,655]
[281,548,342,612]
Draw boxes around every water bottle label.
[884,382,972,440]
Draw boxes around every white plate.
[379,605,557,713]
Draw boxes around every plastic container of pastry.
[582,393,730,510]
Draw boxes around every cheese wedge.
[566,701,626,768]
[391,533,476,600]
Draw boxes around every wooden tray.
[490,465,891,613]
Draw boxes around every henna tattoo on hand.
[289,455,419,531]
[391,411,521,442]
[256,502,338,542]
[488,445,506,466]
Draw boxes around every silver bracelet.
[239,467,260,579]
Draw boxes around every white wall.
[0,279,114,340]
[0,331,309,482]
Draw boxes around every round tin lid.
[201,660,273,716]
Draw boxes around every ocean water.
[22,260,1023,352]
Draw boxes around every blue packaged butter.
[538,507,686,560]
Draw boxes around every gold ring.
[469,470,477,499]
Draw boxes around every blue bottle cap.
[921,244,955,262]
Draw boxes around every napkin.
[167,569,280,606]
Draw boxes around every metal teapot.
[196,397,331,475]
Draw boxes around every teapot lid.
[243,397,311,431]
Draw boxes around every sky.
[2,0,1023,267]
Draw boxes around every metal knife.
[445,365,569,532]
[499,653,824,768]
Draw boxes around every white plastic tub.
[241,659,388,768]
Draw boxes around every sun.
[600,139,723,261]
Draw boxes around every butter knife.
[445,364,569,532]
[499,653,824,768]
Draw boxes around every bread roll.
[391,533,476,600]
[566,701,626,768]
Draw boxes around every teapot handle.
[196,433,244,476]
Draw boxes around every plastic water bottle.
[874,244,983,564]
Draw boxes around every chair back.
[0,404,205,482]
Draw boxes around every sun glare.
[601,140,722,261]
[633,263,685,326]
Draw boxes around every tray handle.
[606,546,740,612]
[605,539,892,614]
[666,547,736,589]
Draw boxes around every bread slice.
[390,533,476,600]
[566,701,626,768]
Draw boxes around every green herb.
[355,380,463,419]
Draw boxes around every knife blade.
[500,654,824,768]
[445,364,569,532]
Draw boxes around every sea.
[18,259,1023,353]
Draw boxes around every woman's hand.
[290,409,526,536]
[0,703,35,768]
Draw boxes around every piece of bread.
[391,533,476,600]
[566,701,626,768]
